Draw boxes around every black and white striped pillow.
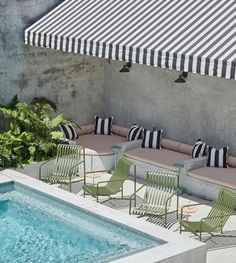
[127,124,142,141]
[141,129,163,149]
[207,146,229,168]
[94,116,113,135]
[192,139,207,158]
[58,124,78,140]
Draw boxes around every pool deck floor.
[1,172,236,262]
[59,174,236,263]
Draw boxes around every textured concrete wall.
[104,61,236,155]
[0,0,105,125]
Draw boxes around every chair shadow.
[204,230,236,250]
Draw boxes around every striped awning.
[25,0,236,80]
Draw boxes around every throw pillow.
[58,124,78,140]
[192,139,207,158]
[94,116,113,135]
[141,129,163,149]
[207,146,228,168]
[127,124,143,141]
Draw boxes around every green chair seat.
[133,204,166,216]
[180,220,218,234]
[83,157,134,202]
[41,174,78,183]
[83,184,113,196]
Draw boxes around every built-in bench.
[75,124,128,171]
[179,156,236,200]
[75,123,236,200]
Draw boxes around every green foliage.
[31,96,57,112]
[0,101,79,168]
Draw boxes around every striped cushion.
[141,129,163,149]
[192,139,206,158]
[207,146,229,168]
[127,124,142,141]
[58,124,78,140]
[94,116,113,135]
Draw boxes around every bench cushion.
[75,134,126,155]
[188,167,236,190]
[124,148,191,171]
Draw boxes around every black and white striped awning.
[25,0,236,80]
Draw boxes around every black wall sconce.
[175,71,188,83]
[119,62,132,73]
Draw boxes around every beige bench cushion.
[124,148,191,171]
[188,167,236,190]
[75,134,126,155]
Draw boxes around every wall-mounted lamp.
[174,71,188,83]
[119,62,132,73]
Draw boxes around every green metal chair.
[180,188,236,241]
[129,171,179,227]
[83,157,135,203]
[39,144,85,192]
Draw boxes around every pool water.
[0,183,163,263]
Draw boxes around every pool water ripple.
[0,184,162,263]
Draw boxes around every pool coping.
[0,169,206,263]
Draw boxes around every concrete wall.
[0,0,105,125]
[104,61,236,155]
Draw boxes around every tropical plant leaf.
[31,97,57,112]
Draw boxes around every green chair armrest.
[39,157,57,179]
[96,178,126,187]
[180,202,213,220]
[70,160,85,170]
[129,184,146,214]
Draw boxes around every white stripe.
[218,148,224,168]
[210,148,216,167]
[152,131,157,149]
[145,131,150,148]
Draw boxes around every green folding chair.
[129,171,179,227]
[83,157,135,203]
[39,144,85,192]
[180,188,236,241]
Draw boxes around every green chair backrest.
[53,144,83,178]
[144,171,178,209]
[106,157,133,194]
[205,188,236,230]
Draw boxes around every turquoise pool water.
[0,182,163,263]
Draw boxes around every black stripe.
[206,146,212,167]
[215,150,219,167]
[94,116,99,134]
[157,129,162,149]
[100,119,105,134]
[68,125,77,140]
[149,131,153,148]
[108,117,112,135]
[141,129,147,147]
[223,147,228,168]
[59,124,70,139]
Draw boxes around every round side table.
[86,172,103,185]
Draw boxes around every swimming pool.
[0,170,206,263]
[0,182,162,263]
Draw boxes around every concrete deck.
[57,173,236,263]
